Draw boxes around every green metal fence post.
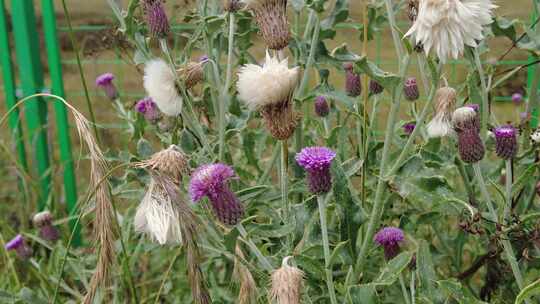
[528,5,539,128]
[11,0,52,209]
[0,0,28,171]
[41,0,81,246]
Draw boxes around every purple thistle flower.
[135,97,161,123]
[374,227,404,260]
[5,234,32,260]
[295,147,336,195]
[512,93,523,105]
[404,77,419,101]
[33,211,60,242]
[343,62,361,97]
[95,73,118,100]
[494,125,518,160]
[369,79,384,95]
[403,123,415,136]
[314,96,330,117]
[143,0,170,38]
[199,55,209,63]
[465,103,480,113]
[189,164,244,226]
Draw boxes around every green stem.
[237,223,273,272]
[504,160,513,221]
[473,48,489,138]
[154,247,182,304]
[410,270,416,304]
[0,231,20,289]
[219,12,236,161]
[281,140,290,229]
[384,0,403,60]
[60,0,99,142]
[472,162,528,299]
[355,55,411,276]
[399,273,411,304]
[455,156,475,201]
[317,195,338,304]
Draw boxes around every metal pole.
[41,0,81,246]
[528,3,539,128]
[11,0,52,210]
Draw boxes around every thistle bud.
[296,147,336,195]
[5,234,32,260]
[403,122,415,136]
[270,257,304,304]
[95,73,118,100]
[374,227,405,260]
[512,93,523,105]
[452,107,485,163]
[142,0,170,38]
[343,62,361,97]
[314,96,330,117]
[135,97,161,123]
[32,211,60,242]
[404,77,419,101]
[426,86,457,138]
[369,79,384,95]
[245,0,289,50]
[494,125,518,160]
[190,164,244,226]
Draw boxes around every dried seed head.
[531,128,540,144]
[261,100,301,140]
[179,56,209,90]
[452,106,480,132]
[245,0,290,50]
[343,62,361,97]
[369,79,384,95]
[142,0,170,38]
[426,86,456,138]
[404,77,419,101]
[233,244,257,304]
[136,145,189,185]
[270,256,304,304]
[32,210,53,228]
[407,0,419,23]
[494,125,518,160]
[33,211,60,242]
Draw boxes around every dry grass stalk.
[233,244,257,304]
[270,256,304,304]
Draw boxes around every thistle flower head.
[135,97,161,123]
[404,77,419,101]
[270,256,304,304]
[374,227,404,260]
[142,0,170,38]
[405,0,496,62]
[136,145,189,185]
[143,59,183,117]
[5,234,32,259]
[95,73,118,100]
[296,147,336,194]
[190,164,243,225]
[452,107,485,163]
[369,79,384,95]
[33,210,60,242]
[237,52,299,110]
[403,122,416,135]
[314,96,330,117]
[494,125,518,160]
[343,62,361,97]
[427,86,457,138]
[512,92,523,105]
[244,0,290,50]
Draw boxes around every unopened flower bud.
[314,96,329,117]
[494,125,518,160]
[369,79,384,95]
[343,62,361,97]
[404,77,419,101]
[452,107,485,163]
[142,0,170,38]
[33,211,60,242]
[403,123,415,136]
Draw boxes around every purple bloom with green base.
[136,97,161,123]
[189,163,244,226]
[296,147,336,195]
[494,125,518,160]
[374,227,404,260]
[5,234,32,260]
[96,73,118,100]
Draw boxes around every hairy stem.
[399,273,411,304]
[317,195,338,304]
[384,0,403,60]
[473,48,489,138]
[237,223,273,272]
[219,12,236,161]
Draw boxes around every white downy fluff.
[452,106,477,125]
[427,112,455,138]
[134,180,182,245]
[405,0,496,62]
[143,59,183,116]
[531,128,540,144]
[237,51,299,110]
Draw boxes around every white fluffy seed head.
[143,59,183,116]
[237,51,299,111]
[134,180,183,245]
[452,106,477,126]
[405,0,496,62]
[531,128,540,144]
[427,86,457,138]
[427,112,454,138]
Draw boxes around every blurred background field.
[0,0,536,215]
